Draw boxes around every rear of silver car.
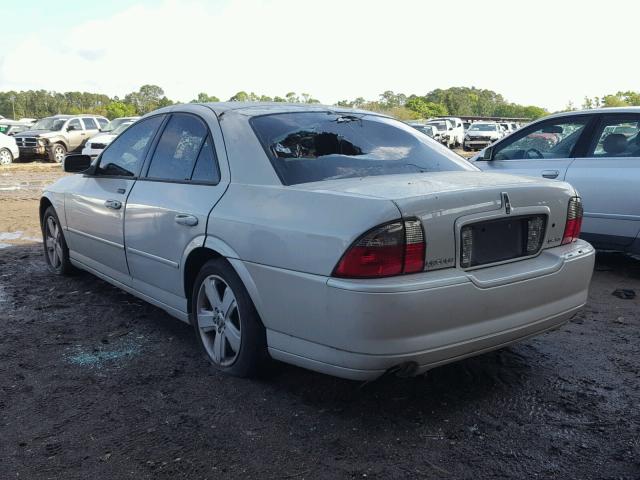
[253,173,594,380]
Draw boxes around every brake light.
[561,197,583,245]
[333,219,425,278]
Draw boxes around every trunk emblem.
[502,192,511,214]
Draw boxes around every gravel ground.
[0,162,639,479]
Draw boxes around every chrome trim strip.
[126,247,179,268]
[66,227,124,250]
[584,212,640,221]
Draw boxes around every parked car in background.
[82,120,137,158]
[473,107,640,255]
[0,132,19,165]
[101,116,140,133]
[407,122,438,139]
[425,119,455,148]
[13,114,107,163]
[499,123,514,136]
[463,122,503,151]
[0,120,33,136]
[436,117,465,147]
[42,102,594,381]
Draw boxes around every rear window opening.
[250,112,473,185]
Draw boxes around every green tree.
[191,92,220,103]
[285,92,299,103]
[405,97,448,118]
[601,94,627,107]
[124,84,167,114]
[228,91,250,102]
[106,101,137,118]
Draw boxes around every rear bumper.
[243,240,595,380]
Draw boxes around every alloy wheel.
[0,149,12,165]
[196,275,242,367]
[53,146,65,163]
[45,216,64,269]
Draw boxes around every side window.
[67,118,82,131]
[146,113,208,181]
[97,118,109,129]
[492,118,590,160]
[191,136,220,183]
[587,115,640,158]
[82,117,98,130]
[97,115,164,177]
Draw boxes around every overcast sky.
[1,0,637,111]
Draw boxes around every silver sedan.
[41,103,595,380]
[473,107,640,256]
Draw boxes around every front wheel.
[191,258,268,377]
[42,206,74,275]
[0,148,13,165]
[48,143,66,163]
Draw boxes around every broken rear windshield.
[250,112,473,185]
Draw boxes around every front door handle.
[175,213,198,227]
[104,199,122,210]
[542,170,559,179]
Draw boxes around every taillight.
[561,196,583,245]
[333,219,425,278]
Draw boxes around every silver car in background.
[41,103,594,380]
[473,107,640,255]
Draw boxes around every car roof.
[545,106,640,119]
[155,102,389,119]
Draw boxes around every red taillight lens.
[333,219,425,278]
[561,197,583,245]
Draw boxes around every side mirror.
[63,154,92,173]
[483,147,493,160]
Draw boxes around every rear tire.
[191,258,269,377]
[48,143,66,163]
[0,148,13,165]
[42,206,74,275]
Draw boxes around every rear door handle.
[104,199,122,210]
[175,214,198,227]
[542,170,559,179]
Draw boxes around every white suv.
[463,122,503,151]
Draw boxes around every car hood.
[467,130,499,137]
[14,130,59,138]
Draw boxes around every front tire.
[42,206,73,275]
[48,143,66,163]
[191,258,268,377]
[0,148,13,165]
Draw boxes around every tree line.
[1,84,638,121]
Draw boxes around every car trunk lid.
[295,171,576,271]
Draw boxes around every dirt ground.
[0,162,639,479]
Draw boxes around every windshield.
[469,124,497,132]
[250,112,474,185]
[426,121,447,131]
[111,122,133,135]
[102,118,130,132]
[32,117,66,131]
